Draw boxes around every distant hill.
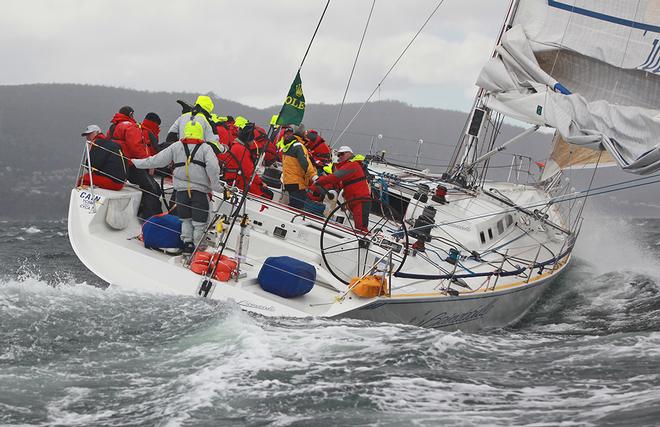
[0,83,656,219]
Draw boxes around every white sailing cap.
[81,124,101,136]
[337,146,353,154]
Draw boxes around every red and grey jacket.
[312,157,370,201]
[108,113,148,159]
[141,118,160,156]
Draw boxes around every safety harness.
[172,142,206,197]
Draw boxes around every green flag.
[276,71,305,126]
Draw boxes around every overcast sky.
[1,0,509,112]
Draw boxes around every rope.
[328,0,376,146]
[331,0,447,148]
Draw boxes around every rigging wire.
[427,173,660,232]
[328,0,376,146]
[76,136,660,236]
[298,0,332,70]
[330,0,447,148]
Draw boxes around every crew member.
[305,129,331,172]
[166,95,226,156]
[220,122,273,199]
[280,125,317,209]
[79,124,128,191]
[213,115,237,148]
[253,125,278,166]
[140,112,161,156]
[131,121,222,255]
[107,106,162,218]
[309,146,371,232]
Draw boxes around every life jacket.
[172,139,207,197]
[344,155,369,189]
[314,155,370,201]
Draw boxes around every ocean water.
[1,217,659,426]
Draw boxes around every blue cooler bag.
[142,214,183,249]
[258,256,316,298]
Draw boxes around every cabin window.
[488,228,493,239]
[506,214,513,227]
[497,220,504,234]
[480,231,486,244]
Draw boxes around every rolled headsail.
[477,0,660,175]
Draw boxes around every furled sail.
[476,0,660,175]
[541,133,617,180]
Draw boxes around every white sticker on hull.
[78,191,105,212]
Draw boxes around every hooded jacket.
[168,112,219,145]
[141,118,160,156]
[253,125,277,166]
[108,113,148,159]
[306,132,331,166]
[219,138,267,197]
[131,139,221,194]
[281,135,316,190]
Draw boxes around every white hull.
[68,165,572,331]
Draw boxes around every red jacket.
[216,121,238,148]
[141,118,160,156]
[253,126,278,166]
[313,158,370,201]
[108,113,148,159]
[306,133,331,166]
[219,140,267,197]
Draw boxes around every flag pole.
[275,0,331,127]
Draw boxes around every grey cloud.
[1,0,508,110]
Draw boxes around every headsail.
[477,0,660,175]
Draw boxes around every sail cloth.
[541,133,616,181]
[476,0,660,175]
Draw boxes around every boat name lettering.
[418,300,496,328]
[79,191,103,202]
[237,300,275,312]
[79,191,104,211]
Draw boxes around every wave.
[2,274,659,425]
[20,226,42,234]
[515,214,660,334]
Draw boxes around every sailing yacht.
[68,0,659,330]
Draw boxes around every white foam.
[46,387,116,426]
[575,211,659,277]
[21,226,42,234]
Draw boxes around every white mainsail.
[476,0,660,175]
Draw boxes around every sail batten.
[476,0,660,175]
